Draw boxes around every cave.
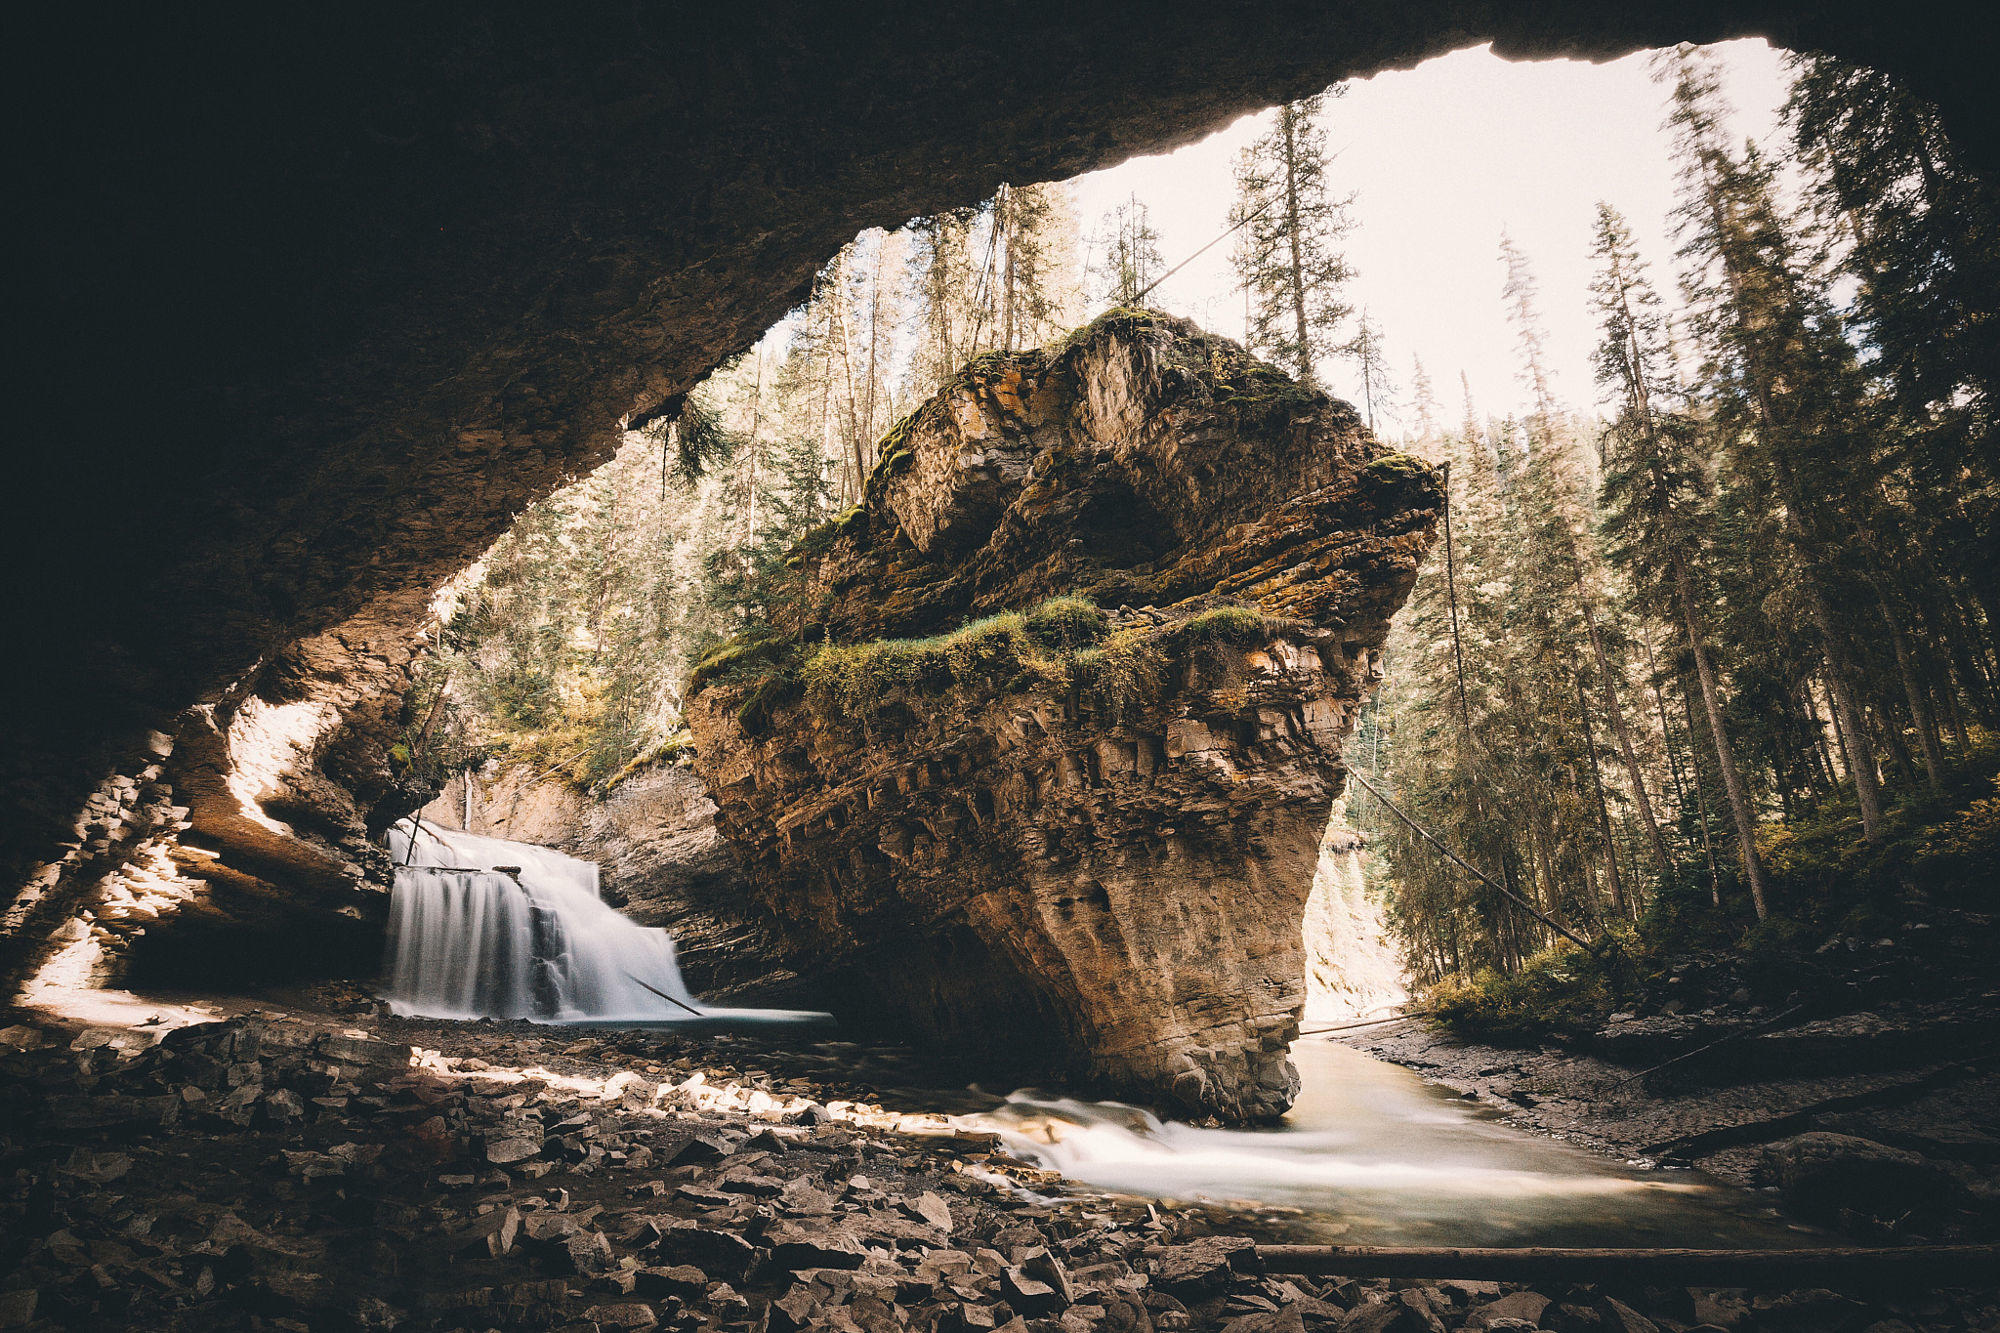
[9,5,2000,981]
[6,7,2000,1329]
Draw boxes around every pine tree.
[1093,194,1163,308]
[1230,92,1354,385]
[1590,198,1771,915]
[1661,44,1891,843]
[1341,308,1397,433]
[992,182,1082,352]
[1408,356,1442,455]
[906,207,979,394]
[1785,51,2000,749]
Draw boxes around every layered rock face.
[687,313,1442,1119]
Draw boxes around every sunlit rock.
[686,311,1442,1120]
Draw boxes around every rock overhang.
[9,1,1994,1004]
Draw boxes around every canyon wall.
[10,4,1990,1010]
[686,312,1442,1120]
[1302,805,1408,1023]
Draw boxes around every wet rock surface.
[689,312,1443,1122]
[3,997,1996,1332]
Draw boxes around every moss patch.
[1365,450,1435,482]
[1171,604,1274,647]
[1024,596,1110,650]
[602,729,694,791]
[686,631,791,697]
[777,594,1130,724]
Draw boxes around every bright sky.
[1072,40,1795,427]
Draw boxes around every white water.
[384,820,823,1027]
[977,1040,1815,1248]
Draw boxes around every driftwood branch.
[1295,1013,1425,1038]
[1345,769,1593,950]
[624,971,704,1018]
[1254,1243,2000,1289]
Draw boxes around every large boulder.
[1761,1131,1963,1228]
[686,311,1441,1119]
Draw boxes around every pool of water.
[976,1038,1820,1248]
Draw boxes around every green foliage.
[1427,943,1619,1042]
[1371,50,1999,1011]
[685,631,792,697]
[602,729,695,792]
[799,612,1045,718]
[1023,596,1110,650]
[1228,91,1355,385]
[1172,605,1272,647]
[1363,451,1432,483]
[644,392,740,491]
[1067,629,1171,722]
[1913,773,2000,898]
[1091,196,1164,308]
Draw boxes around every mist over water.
[979,1040,1815,1248]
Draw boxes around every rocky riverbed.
[4,990,1998,1333]
[1336,997,2000,1248]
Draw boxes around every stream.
[978,1037,1820,1249]
[380,824,1816,1251]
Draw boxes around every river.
[978,1037,1820,1249]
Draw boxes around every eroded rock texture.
[687,313,1443,1119]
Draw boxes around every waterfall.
[383,819,704,1022]
[1302,802,1407,1021]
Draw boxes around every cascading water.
[974,1039,1820,1248]
[384,819,821,1027]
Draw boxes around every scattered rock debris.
[1,1004,1994,1332]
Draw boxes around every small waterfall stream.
[383,820,823,1028]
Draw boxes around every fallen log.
[1254,1243,2000,1290]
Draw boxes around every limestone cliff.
[1302,804,1408,1022]
[686,312,1442,1120]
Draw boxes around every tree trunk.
[1580,595,1672,875]
[1280,108,1312,386]
[1873,585,1946,794]
[1679,672,1724,908]
[1675,556,1768,918]
[1574,670,1627,919]
[998,185,1016,353]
